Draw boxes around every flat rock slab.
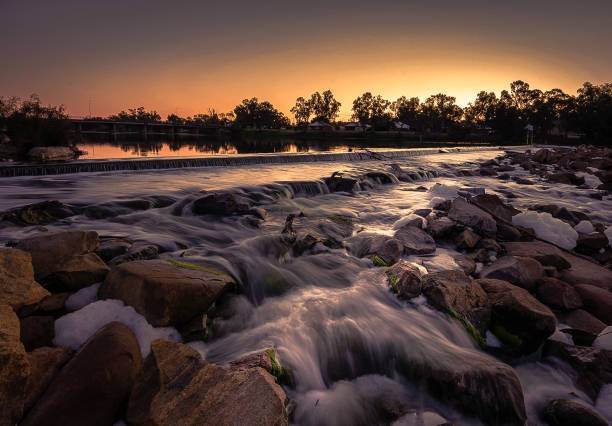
[394,225,436,255]
[127,339,288,426]
[448,197,497,237]
[99,259,234,327]
[479,256,544,292]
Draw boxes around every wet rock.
[543,340,612,400]
[324,175,360,192]
[455,229,480,250]
[394,225,436,255]
[559,309,607,342]
[427,217,456,238]
[0,248,50,311]
[448,197,497,237]
[576,232,609,254]
[548,172,586,186]
[108,243,159,265]
[346,234,404,266]
[149,195,177,208]
[533,148,553,163]
[22,322,141,426]
[126,339,288,426]
[0,303,30,425]
[23,346,73,414]
[471,194,520,222]
[497,223,522,241]
[453,254,477,275]
[20,292,71,318]
[20,315,55,351]
[27,146,76,162]
[230,350,274,373]
[16,230,100,281]
[477,279,556,354]
[503,241,612,290]
[1,200,74,226]
[192,192,253,215]
[95,238,132,262]
[41,252,109,291]
[543,399,608,426]
[248,207,267,220]
[477,238,502,253]
[99,259,233,326]
[574,285,612,325]
[512,176,535,185]
[422,270,491,336]
[479,256,544,292]
[386,261,423,299]
[536,278,582,311]
[413,208,432,218]
[177,313,207,341]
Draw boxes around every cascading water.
[1,148,611,425]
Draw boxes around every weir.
[0,146,503,177]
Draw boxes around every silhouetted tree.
[109,107,161,122]
[233,98,289,129]
[392,96,421,129]
[290,97,311,124]
[352,92,393,130]
[420,93,462,132]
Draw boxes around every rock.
[0,200,74,226]
[22,322,141,426]
[192,192,253,215]
[20,315,55,351]
[27,146,76,162]
[543,399,608,426]
[99,259,233,326]
[497,223,522,241]
[42,253,109,291]
[479,256,544,292]
[413,208,432,218]
[126,339,288,426]
[386,261,423,299]
[503,241,612,290]
[177,313,207,341]
[536,278,582,311]
[394,225,436,255]
[16,230,100,281]
[324,175,360,192]
[0,248,50,311]
[576,232,609,254]
[0,303,30,425]
[19,292,72,318]
[548,172,586,186]
[346,234,404,266]
[455,229,480,250]
[427,217,456,237]
[477,238,502,252]
[448,197,497,237]
[471,194,520,222]
[108,243,159,265]
[453,254,477,275]
[95,238,132,262]
[477,279,556,354]
[422,270,491,337]
[230,350,274,374]
[24,346,73,413]
[574,285,612,325]
[533,148,552,163]
[512,176,535,185]
[559,309,607,339]
[543,340,612,400]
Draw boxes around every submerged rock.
[192,192,253,216]
[0,303,30,426]
[543,399,608,426]
[386,261,423,299]
[99,259,233,327]
[0,200,74,226]
[0,248,50,311]
[394,225,436,255]
[22,322,141,426]
[477,279,556,354]
[346,234,404,266]
[126,339,288,426]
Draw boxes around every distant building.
[308,120,333,131]
[390,121,410,131]
[340,122,372,132]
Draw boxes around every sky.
[1,0,612,121]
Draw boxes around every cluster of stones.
[0,230,289,425]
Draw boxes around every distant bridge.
[71,119,223,141]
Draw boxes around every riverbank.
[1,146,611,425]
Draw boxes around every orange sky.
[2,1,611,121]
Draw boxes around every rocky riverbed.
[1,146,612,425]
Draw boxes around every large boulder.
[559,309,607,339]
[16,230,101,281]
[448,197,497,236]
[536,277,582,311]
[41,253,110,291]
[346,234,404,265]
[479,256,544,292]
[99,260,234,326]
[27,146,76,162]
[503,241,612,291]
[192,192,253,215]
[22,322,141,426]
[574,285,612,325]
[394,225,436,255]
[422,270,491,337]
[0,248,50,311]
[20,315,55,351]
[477,279,556,354]
[471,194,520,222]
[386,261,423,299]
[0,303,30,425]
[23,346,73,414]
[543,340,612,400]
[543,399,608,426]
[126,339,288,426]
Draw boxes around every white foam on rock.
[574,220,595,234]
[65,283,101,311]
[54,299,181,357]
[392,214,426,230]
[512,211,578,250]
[575,172,603,189]
[593,326,612,350]
[605,226,612,248]
[428,183,459,199]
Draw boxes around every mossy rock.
[448,308,486,349]
[491,324,523,353]
[327,215,354,225]
[265,349,294,387]
[371,255,388,267]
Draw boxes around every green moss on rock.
[327,215,353,225]
[371,255,388,267]
[167,260,235,286]
[265,348,293,387]
[448,308,486,349]
[491,324,523,351]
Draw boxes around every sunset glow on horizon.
[2,0,611,121]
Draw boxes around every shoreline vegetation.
[1,80,612,161]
